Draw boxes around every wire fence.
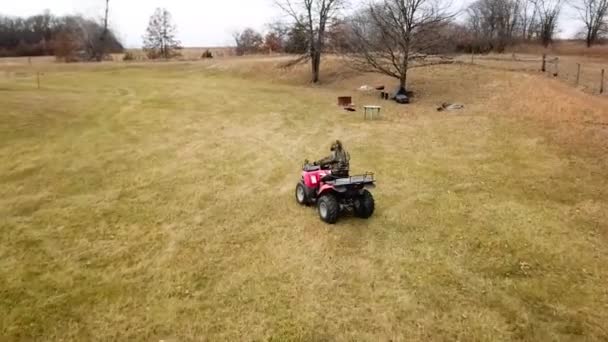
[1,53,607,95]
[0,70,44,90]
[465,53,607,95]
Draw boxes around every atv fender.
[332,186,348,193]
[318,184,339,195]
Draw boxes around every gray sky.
[2,0,580,48]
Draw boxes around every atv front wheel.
[354,190,375,219]
[317,194,339,224]
[295,181,310,206]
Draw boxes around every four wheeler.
[295,162,376,224]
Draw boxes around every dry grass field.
[119,47,238,61]
[455,41,608,95]
[1,56,608,341]
[465,53,608,95]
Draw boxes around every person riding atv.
[296,140,375,223]
[314,140,350,178]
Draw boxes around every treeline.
[233,22,309,56]
[233,0,607,57]
[463,0,564,53]
[233,20,351,56]
[0,10,123,59]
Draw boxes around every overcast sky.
[2,0,580,48]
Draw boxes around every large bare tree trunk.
[399,76,406,91]
[400,54,409,91]
[311,52,321,83]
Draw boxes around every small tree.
[264,32,283,52]
[284,20,310,54]
[234,28,264,55]
[201,49,213,58]
[574,0,608,47]
[53,31,79,62]
[265,21,291,52]
[143,8,181,59]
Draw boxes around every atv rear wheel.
[317,194,339,224]
[354,190,375,219]
[295,181,310,206]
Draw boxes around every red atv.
[295,162,376,224]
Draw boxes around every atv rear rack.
[326,172,375,186]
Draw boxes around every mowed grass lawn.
[1,59,608,341]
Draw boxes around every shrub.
[201,50,213,59]
[52,31,80,62]
[123,52,135,61]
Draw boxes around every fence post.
[601,69,605,94]
[555,58,559,77]
[541,54,546,72]
[36,72,40,89]
[576,63,581,86]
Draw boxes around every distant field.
[119,47,238,61]
[0,47,237,65]
[508,40,608,59]
[1,57,608,340]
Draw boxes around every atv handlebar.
[302,162,322,172]
[303,159,335,171]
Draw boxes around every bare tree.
[143,8,181,59]
[573,0,608,46]
[276,0,344,83]
[347,0,454,92]
[80,19,107,60]
[467,0,522,52]
[532,0,563,47]
[81,0,112,61]
[520,0,539,40]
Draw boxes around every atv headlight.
[310,175,317,184]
